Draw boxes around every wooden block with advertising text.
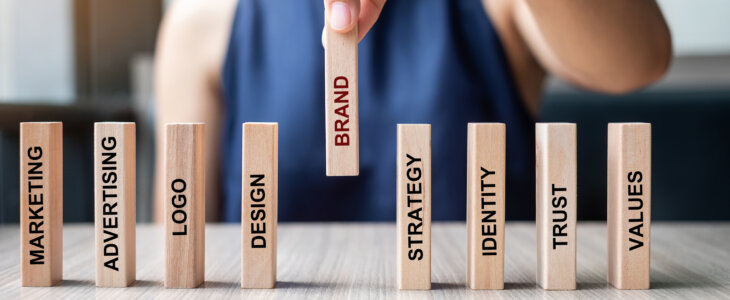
[241,123,278,288]
[20,122,63,286]
[466,123,505,290]
[397,124,431,290]
[164,123,205,288]
[535,123,576,290]
[608,123,651,290]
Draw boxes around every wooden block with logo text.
[535,123,576,290]
[608,123,651,290]
[241,123,278,288]
[324,5,358,176]
[165,123,205,288]
[466,123,505,290]
[94,122,136,287]
[397,124,431,290]
[20,122,63,286]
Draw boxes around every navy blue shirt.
[221,0,535,221]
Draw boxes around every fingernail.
[330,2,352,30]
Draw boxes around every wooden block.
[241,123,278,288]
[164,123,205,288]
[19,122,63,286]
[94,122,136,287]
[466,123,505,290]
[324,7,359,176]
[608,123,651,290]
[535,123,577,290]
[396,124,431,290]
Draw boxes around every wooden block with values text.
[608,123,651,290]
[20,122,63,286]
[397,124,431,290]
[535,123,576,290]
[165,123,205,288]
[466,123,505,290]
[94,122,136,287]
[241,123,278,288]
[324,5,359,176]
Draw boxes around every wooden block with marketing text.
[241,123,278,288]
[536,123,577,290]
[20,122,63,286]
[608,123,651,290]
[397,124,431,290]
[165,123,205,288]
[466,123,505,290]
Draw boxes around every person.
[154,0,671,222]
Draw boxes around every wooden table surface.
[1,222,729,299]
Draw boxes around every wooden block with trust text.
[466,123,505,290]
[324,5,358,176]
[536,123,576,290]
[94,122,136,287]
[608,123,651,290]
[165,123,205,288]
[397,124,431,290]
[241,123,278,288]
[20,122,63,286]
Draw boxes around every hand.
[322,0,386,44]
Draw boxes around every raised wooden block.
[466,123,505,290]
[324,7,358,176]
[94,122,136,287]
[241,123,278,288]
[535,123,576,290]
[608,123,651,290]
[19,122,63,286]
[164,123,205,288]
[396,124,431,290]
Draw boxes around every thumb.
[324,0,360,33]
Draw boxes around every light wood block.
[608,123,651,290]
[324,8,359,176]
[535,123,576,290]
[164,123,205,288]
[19,122,63,286]
[241,123,278,289]
[94,122,136,287]
[466,123,505,290]
[396,124,431,290]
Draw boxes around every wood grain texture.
[608,123,651,289]
[19,122,63,286]
[397,124,431,290]
[94,122,136,287]
[324,8,359,176]
[535,123,577,290]
[466,123,505,290]
[241,123,278,288]
[164,123,205,288]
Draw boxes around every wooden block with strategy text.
[324,5,359,176]
[20,122,63,286]
[466,123,505,290]
[608,123,651,290]
[94,122,136,287]
[241,123,278,288]
[165,123,205,288]
[397,124,431,290]
[535,123,576,290]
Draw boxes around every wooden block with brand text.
[241,123,278,289]
[164,123,205,288]
[608,123,651,290]
[535,123,576,290]
[94,122,136,287]
[20,122,63,286]
[397,124,431,290]
[466,123,505,290]
[324,5,358,176]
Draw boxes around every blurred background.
[0,0,728,223]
